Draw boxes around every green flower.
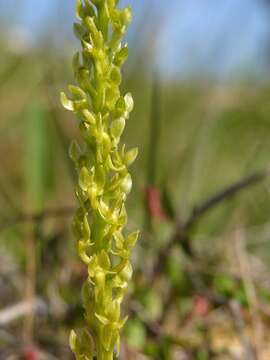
[61,0,138,359]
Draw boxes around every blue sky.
[1,0,269,80]
[159,0,270,79]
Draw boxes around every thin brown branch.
[152,168,270,277]
[183,169,270,231]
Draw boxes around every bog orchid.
[61,0,138,359]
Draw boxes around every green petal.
[124,147,138,166]
[120,173,132,194]
[60,92,74,111]
[79,166,92,191]
[95,312,109,325]
[114,44,129,67]
[69,140,81,163]
[69,329,78,352]
[126,230,139,249]
[111,117,125,141]
[124,93,134,113]
[98,250,111,270]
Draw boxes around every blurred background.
[2,0,270,359]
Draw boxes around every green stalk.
[61,1,138,359]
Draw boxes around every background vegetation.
[2,1,270,359]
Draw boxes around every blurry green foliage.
[140,289,163,322]
[24,103,55,211]
[125,318,146,349]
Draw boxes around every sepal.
[60,92,74,111]
[124,147,138,166]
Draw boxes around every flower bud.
[124,93,134,113]
[111,117,125,141]
[121,173,132,194]
[60,92,74,111]
[69,140,81,163]
[124,147,138,166]
[114,44,129,67]
[126,231,139,249]
[110,66,122,85]
[79,166,91,191]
